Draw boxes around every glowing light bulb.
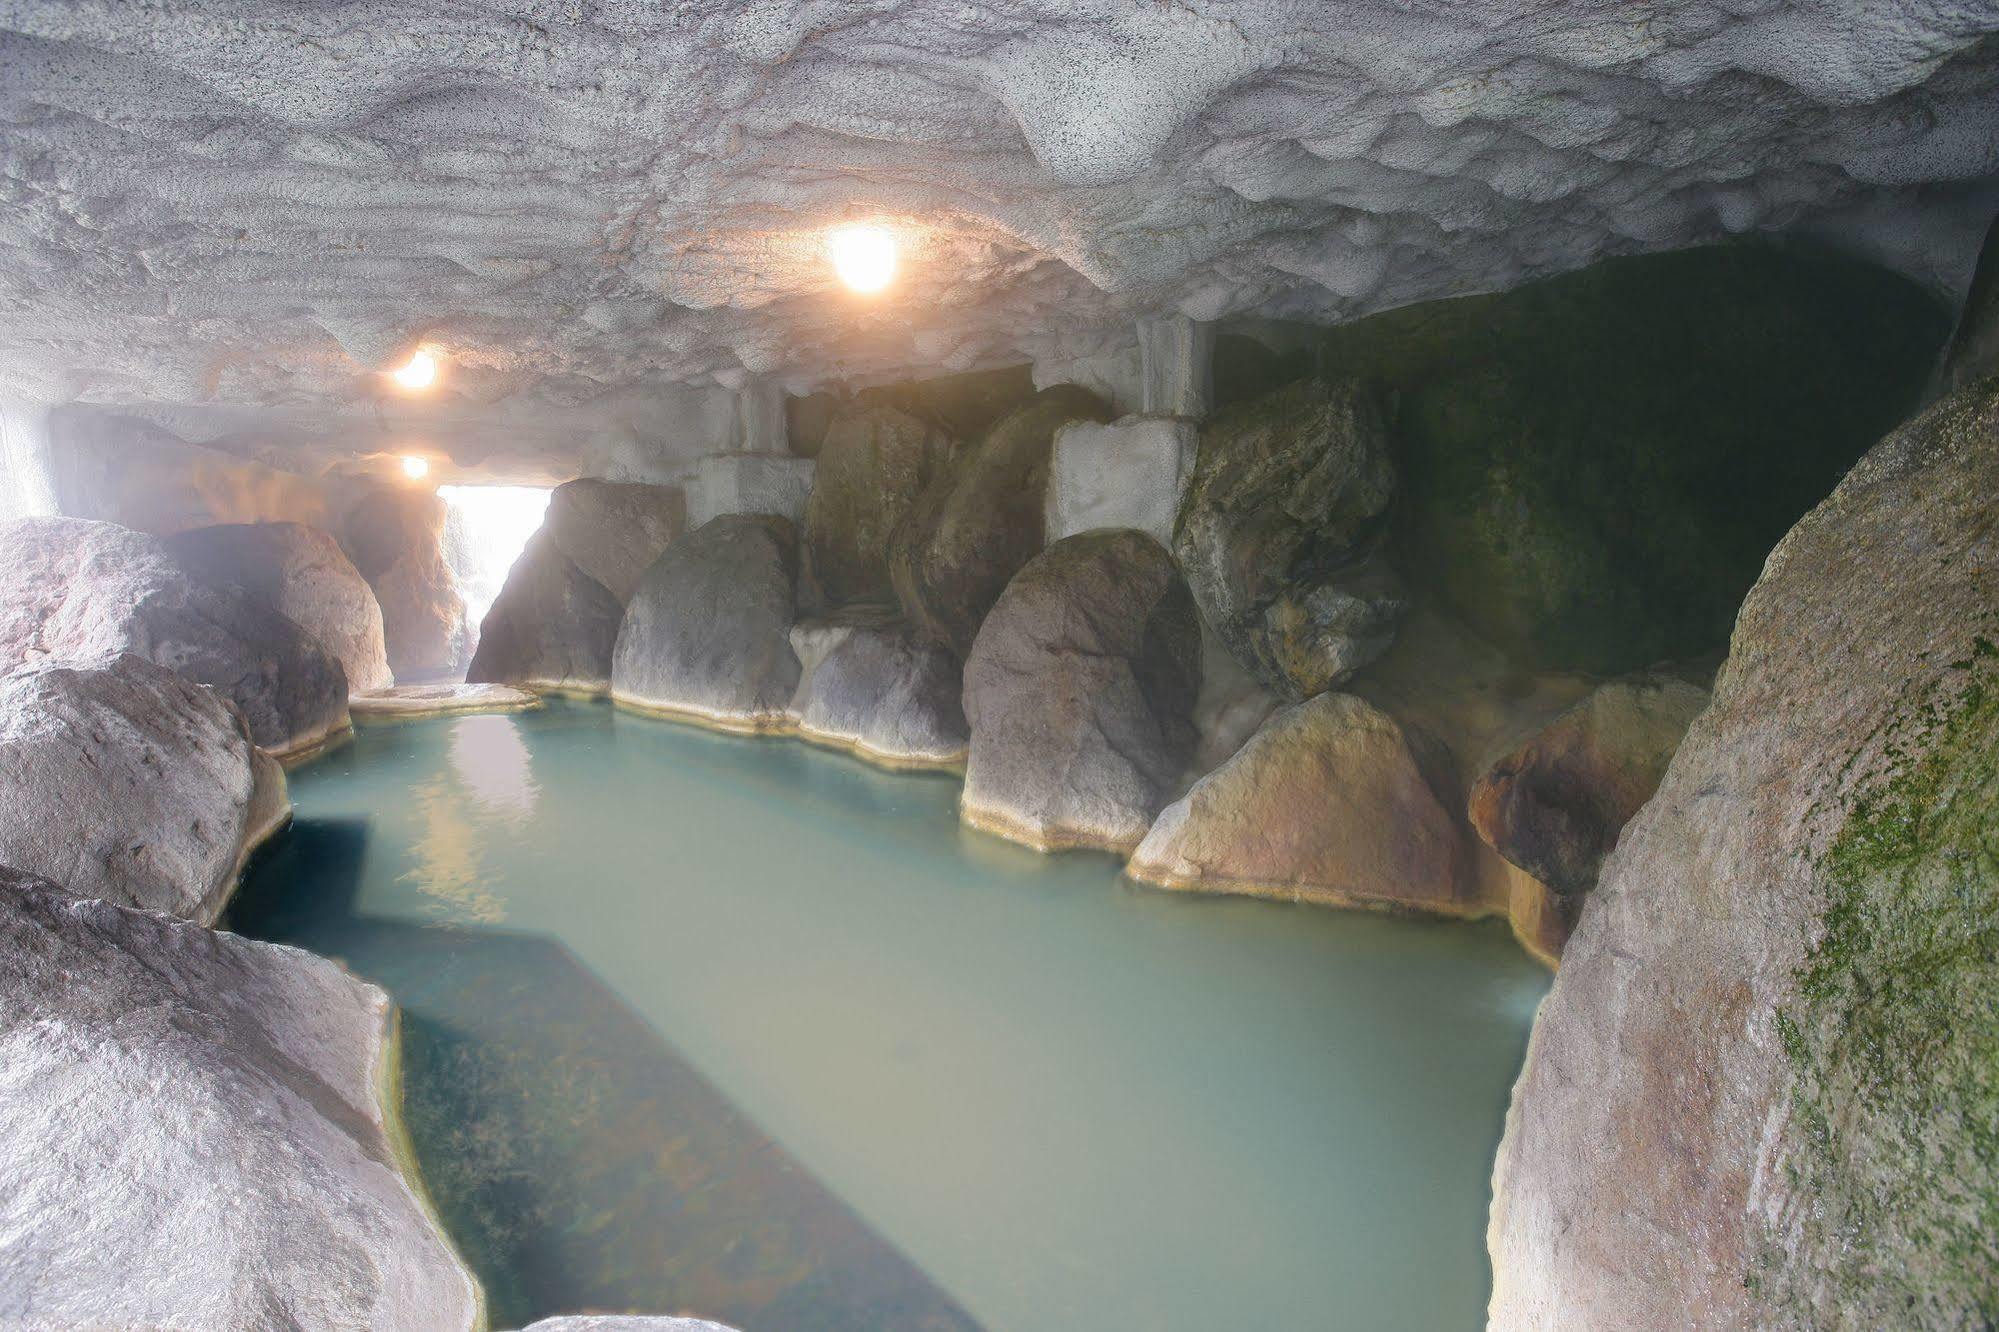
[401,455,430,480]
[828,224,897,294]
[391,349,438,391]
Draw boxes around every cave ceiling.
[2,0,1997,440]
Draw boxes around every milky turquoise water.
[233,699,1548,1332]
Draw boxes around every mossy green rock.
[1489,376,1999,1328]
[1302,245,1947,673]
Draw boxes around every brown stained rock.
[1127,691,1465,913]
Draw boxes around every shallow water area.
[233,699,1549,1332]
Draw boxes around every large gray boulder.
[0,874,483,1329]
[611,515,801,730]
[889,384,1111,656]
[1933,209,1998,399]
[538,477,685,605]
[1175,377,1404,698]
[804,403,953,606]
[466,532,624,693]
[1127,692,1465,913]
[338,485,468,679]
[1489,376,1999,1327]
[962,530,1200,852]
[165,520,393,694]
[787,610,967,768]
[0,654,288,924]
[0,516,350,755]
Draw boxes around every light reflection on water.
[234,699,1549,1332]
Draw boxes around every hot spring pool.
[231,699,1548,1332]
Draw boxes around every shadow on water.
[229,818,979,1332]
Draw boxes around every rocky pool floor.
[231,699,1548,1331]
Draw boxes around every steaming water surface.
[233,700,1548,1332]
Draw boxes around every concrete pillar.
[732,377,790,455]
[687,453,816,529]
[1045,415,1197,547]
[0,402,58,521]
[1137,314,1215,418]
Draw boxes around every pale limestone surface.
[0,653,288,924]
[0,874,484,1331]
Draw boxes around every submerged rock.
[890,384,1112,656]
[1175,377,1403,698]
[804,404,953,606]
[787,609,967,768]
[0,653,288,924]
[466,532,625,693]
[962,530,1200,853]
[538,477,685,605]
[1489,375,1999,1327]
[0,875,482,1329]
[165,519,393,694]
[1467,672,1709,916]
[611,515,801,729]
[509,1320,737,1332]
[353,682,541,718]
[0,515,349,754]
[339,485,468,679]
[1127,692,1465,912]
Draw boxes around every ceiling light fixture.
[390,348,439,391]
[401,455,430,480]
[828,224,897,294]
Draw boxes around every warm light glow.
[401,455,430,480]
[391,348,439,391]
[828,224,897,294]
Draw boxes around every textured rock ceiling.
[3,0,1999,428]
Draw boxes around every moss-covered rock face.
[1757,634,1999,1325]
[1293,245,1948,673]
[1488,375,1999,1329]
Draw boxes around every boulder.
[611,515,801,730]
[853,363,1037,441]
[1347,607,1598,963]
[0,515,350,755]
[961,530,1200,853]
[0,875,482,1329]
[465,532,624,693]
[1488,375,1999,1327]
[890,384,1112,656]
[165,520,393,693]
[1467,672,1709,918]
[1044,414,1196,547]
[0,654,288,924]
[1127,692,1466,912]
[787,609,967,768]
[1175,377,1404,698]
[804,404,953,605]
[339,485,468,679]
[538,477,685,605]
